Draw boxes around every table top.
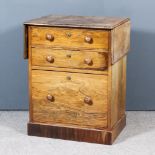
[24,15,130,29]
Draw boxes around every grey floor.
[0,111,155,155]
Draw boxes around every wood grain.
[28,26,33,122]
[28,122,110,144]
[24,15,129,30]
[30,26,109,50]
[108,56,127,127]
[111,21,130,64]
[31,47,108,70]
[31,70,108,129]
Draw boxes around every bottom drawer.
[31,70,108,129]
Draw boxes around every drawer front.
[31,48,108,70]
[31,70,108,129]
[30,27,109,50]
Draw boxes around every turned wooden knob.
[47,94,54,102]
[46,34,54,41]
[84,36,93,43]
[46,56,54,63]
[84,58,93,65]
[84,96,93,105]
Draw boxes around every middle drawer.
[31,48,108,70]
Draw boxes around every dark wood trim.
[110,114,126,143]
[28,26,33,122]
[28,115,126,145]
[24,25,28,59]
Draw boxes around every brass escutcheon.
[66,76,71,80]
[66,32,72,37]
[66,54,71,58]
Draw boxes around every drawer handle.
[46,34,54,41]
[84,96,93,105]
[47,94,54,102]
[84,36,93,43]
[84,58,93,65]
[46,56,54,63]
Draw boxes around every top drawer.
[30,26,109,50]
